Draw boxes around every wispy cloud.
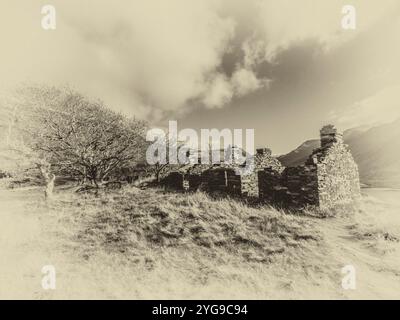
[330,85,400,129]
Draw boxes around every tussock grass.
[4,184,398,299]
[54,187,320,260]
[39,186,340,299]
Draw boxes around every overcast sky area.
[1,0,399,153]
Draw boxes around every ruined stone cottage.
[202,147,283,198]
[163,163,210,192]
[258,125,361,209]
[164,146,284,198]
[163,125,361,210]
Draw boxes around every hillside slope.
[277,139,319,167]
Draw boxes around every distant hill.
[278,119,400,188]
[277,139,319,167]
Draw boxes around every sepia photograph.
[0,0,399,306]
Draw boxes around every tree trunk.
[38,163,55,200]
[81,168,87,185]
[44,174,55,199]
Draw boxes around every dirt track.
[319,217,400,299]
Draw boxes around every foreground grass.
[31,186,342,299]
[4,185,399,299]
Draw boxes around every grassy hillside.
[27,185,342,299]
[277,139,319,167]
[73,190,317,257]
[2,184,399,299]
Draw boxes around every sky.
[0,0,399,154]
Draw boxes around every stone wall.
[200,167,259,198]
[164,147,283,198]
[163,125,361,210]
[163,171,204,192]
[239,171,259,198]
[162,163,211,191]
[311,134,360,208]
[163,171,186,191]
[258,125,361,209]
[201,148,283,198]
[259,165,319,208]
[254,148,284,173]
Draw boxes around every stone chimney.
[320,125,343,148]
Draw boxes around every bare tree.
[1,85,148,195]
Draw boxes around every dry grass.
[3,185,399,299]
[33,186,342,299]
